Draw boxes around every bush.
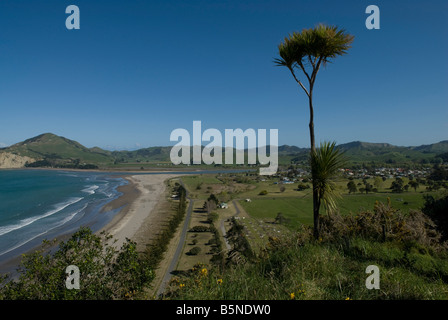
[0,227,154,300]
[422,193,448,241]
[187,247,202,256]
[318,200,446,252]
[258,190,268,195]
[189,225,210,232]
[297,183,310,191]
[207,238,217,245]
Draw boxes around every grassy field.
[181,174,224,189]
[176,173,440,259]
[179,173,437,231]
[239,192,429,229]
[164,173,448,300]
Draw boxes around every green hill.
[413,140,448,153]
[336,140,447,165]
[0,133,113,168]
[111,146,173,163]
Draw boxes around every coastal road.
[156,193,242,296]
[156,179,193,297]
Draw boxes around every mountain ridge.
[0,133,447,168]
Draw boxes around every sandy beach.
[0,172,183,277]
[99,173,183,249]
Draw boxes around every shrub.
[318,200,446,252]
[187,247,202,256]
[258,190,268,195]
[422,193,448,241]
[297,183,310,191]
[0,228,154,300]
[207,238,217,245]
[189,225,210,232]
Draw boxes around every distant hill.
[111,146,173,163]
[278,145,307,155]
[0,133,112,168]
[338,141,394,149]
[413,140,448,153]
[0,133,446,169]
[336,140,448,165]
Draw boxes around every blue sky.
[0,0,447,150]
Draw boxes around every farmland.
[178,172,440,253]
[165,168,448,300]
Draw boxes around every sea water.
[0,169,126,268]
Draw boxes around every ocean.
[0,168,254,274]
[0,169,127,268]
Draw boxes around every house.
[219,202,228,209]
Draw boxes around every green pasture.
[239,192,430,229]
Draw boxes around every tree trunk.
[313,187,320,239]
[308,92,320,239]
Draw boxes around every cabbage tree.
[275,24,354,238]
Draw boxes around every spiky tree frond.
[274,24,354,70]
[310,141,347,215]
[304,24,354,64]
[274,33,305,69]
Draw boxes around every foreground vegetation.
[166,170,448,300]
[165,199,448,300]
[0,184,188,300]
[0,228,154,299]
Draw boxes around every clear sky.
[0,0,447,150]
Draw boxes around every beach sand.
[99,173,183,249]
[0,172,182,277]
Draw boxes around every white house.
[219,202,228,209]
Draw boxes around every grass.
[180,175,225,200]
[239,196,314,228]
[163,173,448,300]
[181,175,224,189]
[338,192,427,214]
[176,201,216,271]
[239,192,429,229]
[167,234,448,300]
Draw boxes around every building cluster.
[339,167,431,180]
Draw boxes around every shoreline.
[0,172,183,277]
[98,173,184,250]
